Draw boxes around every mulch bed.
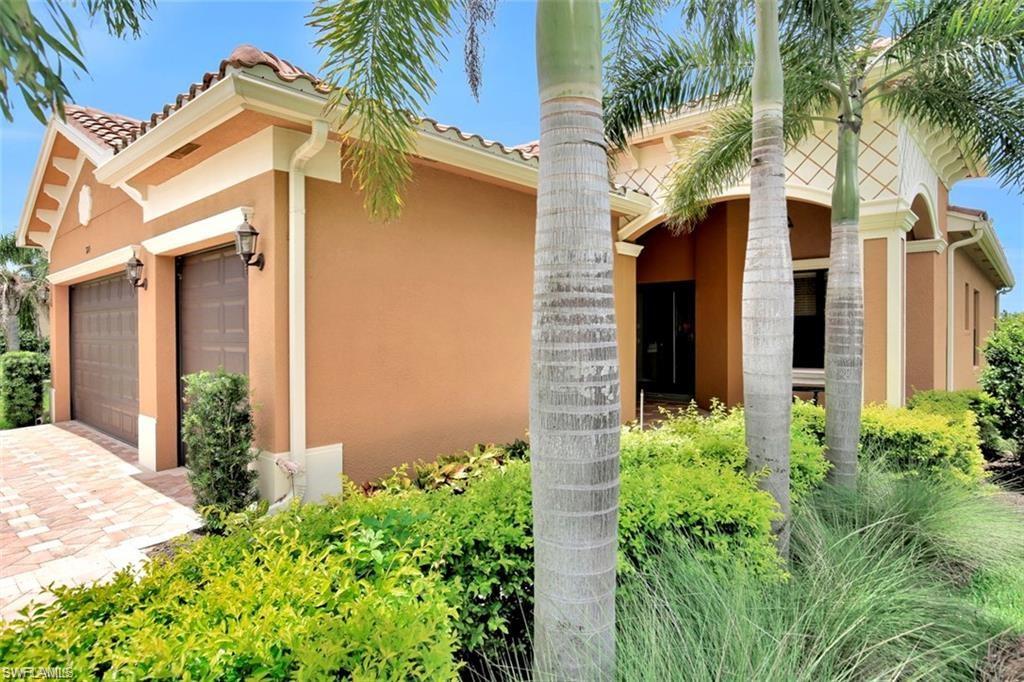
[983,635,1024,681]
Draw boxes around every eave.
[93,68,653,218]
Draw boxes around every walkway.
[0,422,199,620]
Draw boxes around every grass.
[476,470,1024,681]
[967,566,1024,633]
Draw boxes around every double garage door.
[70,246,248,449]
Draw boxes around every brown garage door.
[70,275,139,445]
[177,246,249,460]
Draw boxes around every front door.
[176,245,249,464]
[637,281,695,397]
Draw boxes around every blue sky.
[1,1,1021,310]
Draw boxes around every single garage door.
[70,275,139,445]
[177,246,249,460]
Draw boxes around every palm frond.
[463,0,496,100]
[603,35,756,150]
[878,0,1024,85]
[880,74,1024,187]
[664,104,755,230]
[310,0,453,220]
[0,0,150,123]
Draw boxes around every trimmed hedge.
[0,351,48,427]
[792,401,986,483]
[908,389,1014,459]
[181,370,259,527]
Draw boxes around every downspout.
[945,223,984,390]
[288,119,329,499]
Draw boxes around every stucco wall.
[635,199,831,407]
[304,165,634,482]
[952,248,998,390]
[905,249,946,397]
[48,166,289,468]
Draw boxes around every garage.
[177,245,249,461]
[70,275,140,445]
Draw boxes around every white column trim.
[906,238,946,254]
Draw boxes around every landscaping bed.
[0,401,1020,680]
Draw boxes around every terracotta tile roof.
[948,204,989,220]
[512,141,540,159]
[64,105,143,151]
[59,44,645,199]
[70,44,543,166]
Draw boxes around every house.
[14,45,1013,499]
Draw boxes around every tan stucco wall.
[635,199,831,407]
[48,165,289,468]
[863,238,888,403]
[952,248,998,390]
[905,249,947,397]
[304,166,633,482]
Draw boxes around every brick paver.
[0,422,200,619]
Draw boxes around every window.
[793,269,827,369]
[964,282,971,330]
[973,289,981,366]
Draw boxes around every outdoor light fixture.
[125,255,147,290]
[234,217,264,270]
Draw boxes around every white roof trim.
[14,117,115,249]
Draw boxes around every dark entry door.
[70,275,139,445]
[177,245,249,463]
[637,281,695,396]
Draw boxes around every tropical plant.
[604,0,1024,489]
[310,1,624,675]
[981,312,1024,452]
[0,0,153,122]
[0,233,49,353]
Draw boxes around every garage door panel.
[179,247,248,378]
[178,246,249,463]
[70,276,139,446]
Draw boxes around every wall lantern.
[125,254,147,289]
[234,217,265,271]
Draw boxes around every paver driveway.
[0,422,200,619]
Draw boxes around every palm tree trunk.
[745,0,793,557]
[531,1,619,678]
[824,120,863,487]
[0,290,18,353]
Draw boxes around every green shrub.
[981,312,1024,451]
[859,405,987,483]
[791,402,987,483]
[0,508,460,680]
[908,389,1015,459]
[181,370,258,527]
[0,351,48,427]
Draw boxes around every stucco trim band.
[48,245,136,285]
[141,206,253,255]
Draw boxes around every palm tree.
[0,233,49,352]
[311,0,619,675]
[605,0,796,554]
[605,0,1024,488]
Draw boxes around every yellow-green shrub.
[859,405,986,483]
[1,509,459,680]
